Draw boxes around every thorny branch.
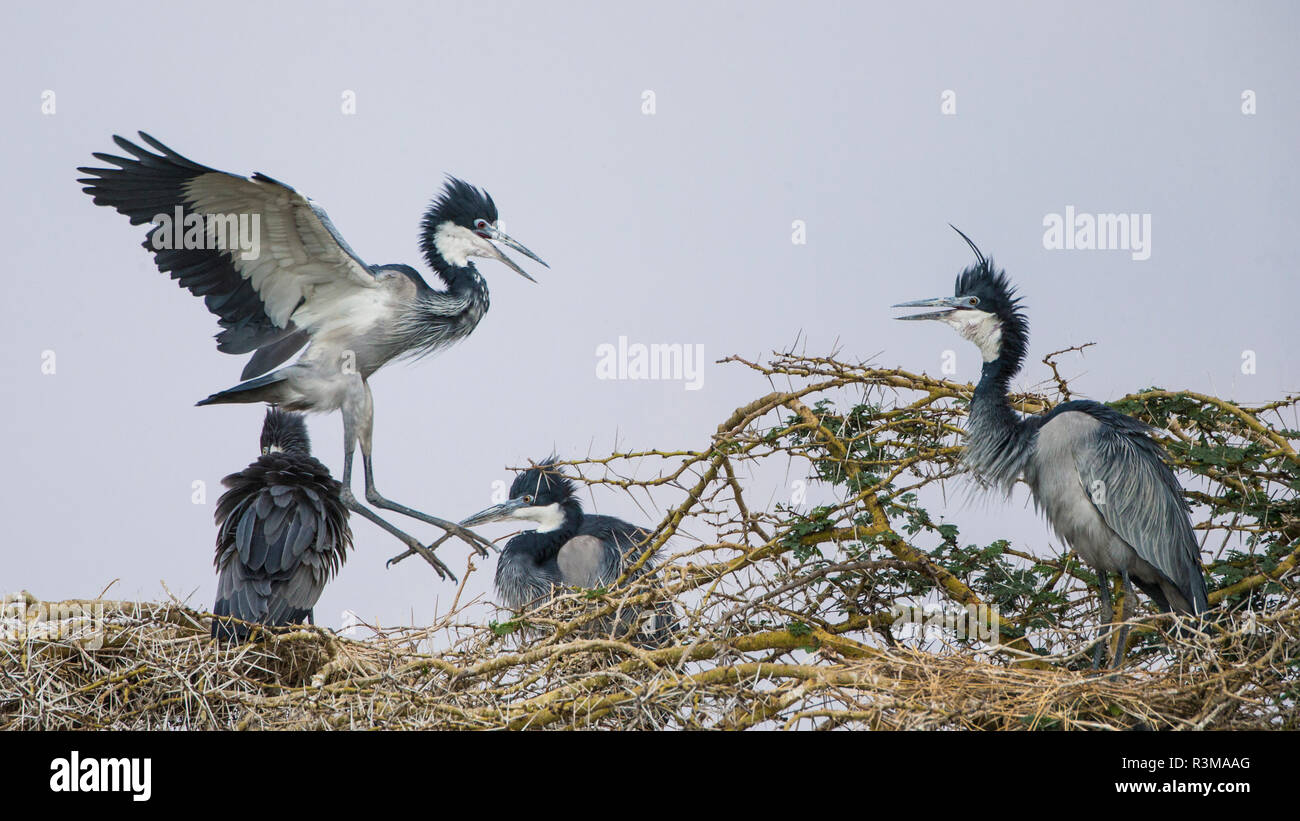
[3,352,1296,730]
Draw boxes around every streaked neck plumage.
[385,220,491,361]
[964,327,1034,494]
[422,226,490,310]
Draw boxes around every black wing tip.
[135,131,166,150]
[93,131,209,174]
[112,131,161,149]
[111,133,146,154]
[89,151,128,165]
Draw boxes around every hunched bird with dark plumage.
[212,409,352,642]
[894,227,1210,667]
[78,133,548,580]
[456,458,677,645]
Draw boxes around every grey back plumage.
[566,514,675,645]
[556,535,616,588]
[1024,401,1209,615]
[572,514,657,585]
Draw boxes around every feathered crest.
[423,176,497,230]
[949,224,986,268]
[948,228,1030,375]
[418,176,499,273]
[508,455,575,502]
[260,407,311,454]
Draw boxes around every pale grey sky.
[2,1,1296,633]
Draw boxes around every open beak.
[892,296,964,321]
[461,497,528,528]
[484,227,548,283]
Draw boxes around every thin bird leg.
[339,404,456,581]
[358,423,493,559]
[1112,570,1134,669]
[1092,572,1114,670]
[387,530,454,568]
[345,499,457,580]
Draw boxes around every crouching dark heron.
[79,133,548,580]
[212,409,352,642]
[893,227,1210,668]
[396,458,676,645]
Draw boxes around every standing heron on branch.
[212,409,351,642]
[78,133,548,579]
[412,458,676,645]
[893,227,1210,668]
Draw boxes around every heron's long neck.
[964,352,1033,492]
[496,536,559,608]
[506,531,564,566]
[427,256,489,302]
[392,266,490,358]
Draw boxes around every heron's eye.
[474,218,491,236]
[967,296,980,307]
[523,494,534,504]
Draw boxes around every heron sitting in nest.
[459,458,677,646]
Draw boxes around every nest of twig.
[0,597,1294,730]
[4,355,1297,729]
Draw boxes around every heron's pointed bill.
[484,226,547,282]
[461,497,529,528]
[892,296,964,321]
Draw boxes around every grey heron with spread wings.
[79,133,547,579]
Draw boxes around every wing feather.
[79,132,377,373]
[1066,407,1209,613]
[212,452,354,637]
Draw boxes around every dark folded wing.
[1068,406,1209,613]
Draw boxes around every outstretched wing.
[1064,404,1209,614]
[79,133,378,377]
